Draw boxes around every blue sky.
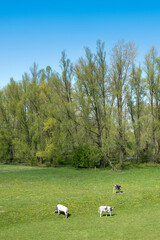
[0,0,160,88]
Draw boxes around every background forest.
[1,40,160,168]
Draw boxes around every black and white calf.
[98,206,114,217]
[113,184,122,193]
[55,204,68,218]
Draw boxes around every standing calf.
[113,184,122,193]
[55,204,68,218]
[98,206,114,217]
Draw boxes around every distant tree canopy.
[1,41,160,168]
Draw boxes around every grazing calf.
[113,184,122,193]
[98,206,114,217]
[55,204,68,218]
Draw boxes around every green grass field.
[0,164,160,240]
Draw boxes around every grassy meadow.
[0,164,160,240]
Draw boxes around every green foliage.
[12,138,30,163]
[70,145,91,167]
[1,43,160,166]
[55,155,68,165]
[30,156,38,166]
[70,145,102,167]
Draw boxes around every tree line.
[1,40,160,168]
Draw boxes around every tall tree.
[127,64,144,163]
[38,52,75,165]
[144,47,158,163]
[111,41,137,166]
[74,41,113,167]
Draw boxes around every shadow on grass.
[55,212,71,218]
[101,213,117,217]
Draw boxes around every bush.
[55,156,67,165]
[30,156,38,166]
[70,145,92,168]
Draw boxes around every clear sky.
[0,0,160,89]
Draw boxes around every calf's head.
[54,207,58,213]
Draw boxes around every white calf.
[98,206,114,217]
[55,204,68,218]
